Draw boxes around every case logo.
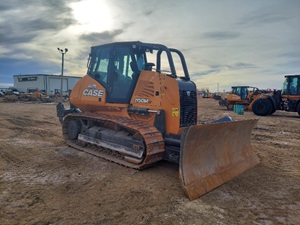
[83,88,104,97]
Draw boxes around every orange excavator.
[57,41,259,200]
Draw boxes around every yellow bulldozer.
[57,41,259,200]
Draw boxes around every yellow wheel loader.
[57,41,259,200]
[252,75,300,117]
[219,86,271,111]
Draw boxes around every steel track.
[62,113,165,169]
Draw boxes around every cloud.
[0,0,77,45]
[202,31,241,40]
[275,60,300,71]
[227,62,257,70]
[191,61,257,77]
[278,52,300,59]
[237,2,300,27]
[79,29,124,45]
[239,11,291,26]
[210,62,257,71]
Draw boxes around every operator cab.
[87,43,145,103]
[282,75,300,95]
[231,86,260,100]
[86,41,190,104]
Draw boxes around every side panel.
[70,75,107,108]
[130,71,182,134]
[70,75,129,117]
[227,94,242,102]
[130,71,162,108]
[282,94,300,101]
[160,75,182,134]
[129,71,161,128]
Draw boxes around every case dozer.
[57,41,259,200]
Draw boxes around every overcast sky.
[0,0,299,91]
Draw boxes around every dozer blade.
[179,119,259,200]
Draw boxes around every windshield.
[281,76,299,95]
[289,77,299,95]
[281,78,289,95]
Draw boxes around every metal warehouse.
[13,74,81,95]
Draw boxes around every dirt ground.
[0,98,299,225]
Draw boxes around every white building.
[13,74,82,95]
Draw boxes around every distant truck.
[252,75,300,117]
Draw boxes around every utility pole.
[57,48,68,100]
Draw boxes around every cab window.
[290,77,299,95]
[108,46,136,103]
[89,47,110,84]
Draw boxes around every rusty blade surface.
[179,119,259,200]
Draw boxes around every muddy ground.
[0,98,299,225]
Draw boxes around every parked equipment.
[252,75,300,116]
[219,86,271,111]
[57,41,259,200]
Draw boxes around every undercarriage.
[62,113,165,169]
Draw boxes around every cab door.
[87,44,146,104]
[106,45,138,103]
